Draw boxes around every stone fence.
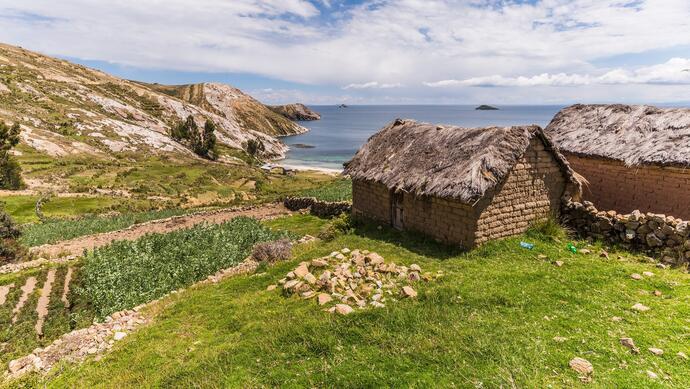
[562,199,689,267]
[283,197,351,218]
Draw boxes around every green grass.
[15,215,689,388]
[263,213,330,237]
[0,195,142,224]
[79,217,287,318]
[19,208,194,247]
[296,178,352,202]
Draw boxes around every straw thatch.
[344,119,580,204]
[545,104,690,167]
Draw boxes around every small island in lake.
[291,143,316,149]
[475,105,499,110]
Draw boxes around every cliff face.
[269,103,321,121]
[0,43,307,160]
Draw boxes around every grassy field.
[296,178,352,202]
[0,217,287,371]
[10,215,688,388]
[0,195,159,225]
[19,208,195,247]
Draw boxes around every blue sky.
[0,0,689,104]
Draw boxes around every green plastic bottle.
[567,243,577,253]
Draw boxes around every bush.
[526,216,571,242]
[0,208,23,264]
[251,238,292,263]
[79,217,286,317]
[317,213,354,241]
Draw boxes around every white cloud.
[342,81,403,90]
[425,58,690,87]
[0,0,689,102]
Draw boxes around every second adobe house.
[545,104,690,220]
[344,119,582,249]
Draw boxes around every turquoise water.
[281,105,564,170]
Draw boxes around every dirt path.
[30,203,290,259]
[35,269,56,336]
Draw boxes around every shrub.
[245,138,265,157]
[0,120,23,189]
[317,213,354,241]
[251,238,292,263]
[526,216,571,242]
[0,207,23,264]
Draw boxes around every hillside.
[0,43,307,162]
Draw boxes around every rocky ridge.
[0,43,307,161]
[269,103,321,121]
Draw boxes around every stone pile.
[563,200,689,266]
[271,248,437,314]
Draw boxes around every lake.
[280,105,564,170]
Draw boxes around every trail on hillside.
[29,203,290,259]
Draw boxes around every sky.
[0,0,689,105]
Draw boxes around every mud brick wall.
[351,180,391,223]
[562,200,689,267]
[401,195,477,247]
[351,138,568,249]
[565,154,690,220]
[474,138,567,245]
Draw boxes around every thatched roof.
[545,104,690,167]
[344,119,580,203]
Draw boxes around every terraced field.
[0,265,94,366]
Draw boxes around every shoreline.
[263,162,343,175]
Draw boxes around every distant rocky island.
[338,104,348,108]
[269,103,321,121]
[475,105,499,110]
[291,143,315,149]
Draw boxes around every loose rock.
[317,293,332,306]
[334,304,354,315]
[620,338,639,354]
[402,286,417,298]
[648,347,663,356]
[569,357,593,375]
[631,303,650,312]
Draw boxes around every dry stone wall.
[283,197,351,218]
[562,199,689,267]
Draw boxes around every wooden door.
[391,191,404,230]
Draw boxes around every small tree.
[0,121,23,189]
[202,119,217,160]
[245,139,265,158]
[171,116,217,160]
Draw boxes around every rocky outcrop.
[0,43,306,160]
[269,103,321,121]
[562,199,689,266]
[475,105,499,110]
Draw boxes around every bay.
[281,105,564,170]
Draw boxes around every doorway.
[391,191,404,230]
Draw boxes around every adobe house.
[343,119,581,248]
[545,104,690,219]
